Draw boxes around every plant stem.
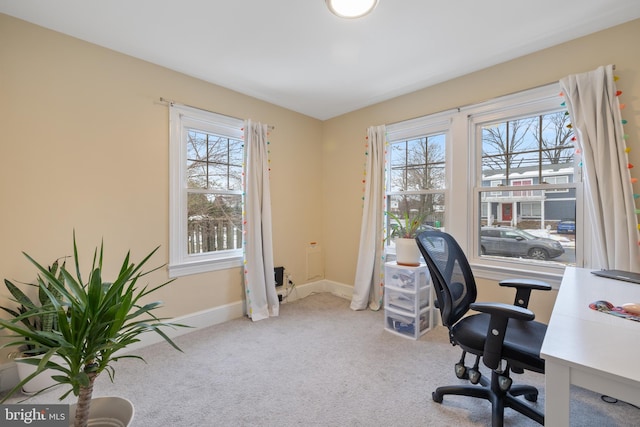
[74,373,96,427]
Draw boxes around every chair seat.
[452,313,546,373]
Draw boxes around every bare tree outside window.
[482,112,574,182]
[186,130,243,254]
[387,134,446,235]
[538,112,575,168]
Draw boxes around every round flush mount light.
[326,0,378,19]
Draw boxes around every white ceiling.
[2,1,640,120]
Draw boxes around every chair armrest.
[470,302,535,322]
[499,278,552,308]
[499,278,552,291]
[469,302,535,370]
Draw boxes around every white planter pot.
[15,354,64,395]
[395,238,421,266]
[69,396,134,427]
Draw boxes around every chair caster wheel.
[468,368,481,384]
[498,375,513,392]
[455,363,467,379]
[524,392,538,402]
[432,392,443,403]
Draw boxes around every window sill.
[470,261,564,289]
[168,256,243,278]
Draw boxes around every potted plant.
[0,232,186,427]
[387,211,427,266]
[0,258,66,394]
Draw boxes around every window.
[470,86,579,270]
[389,84,582,283]
[385,113,451,253]
[169,104,244,277]
[511,179,533,197]
[490,180,502,196]
[544,175,569,193]
[520,202,542,218]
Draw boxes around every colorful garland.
[560,71,640,245]
[241,126,273,317]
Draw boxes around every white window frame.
[464,84,582,282]
[385,111,453,253]
[384,84,580,287]
[168,104,244,277]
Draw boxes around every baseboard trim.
[282,279,353,303]
[0,280,354,392]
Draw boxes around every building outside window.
[169,104,244,277]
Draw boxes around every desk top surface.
[541,266,640,383]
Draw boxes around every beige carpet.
[3,292,639,426]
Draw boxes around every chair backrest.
[416,230,477,328]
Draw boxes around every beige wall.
[1,13,639,364]
[0,14,323,362]
[323,19,640,321]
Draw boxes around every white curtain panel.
[560,65,640,271]
[243,120,279,320]
[351,125,387,310]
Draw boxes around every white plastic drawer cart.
[383,262,436,340]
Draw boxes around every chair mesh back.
[416,230,477,328]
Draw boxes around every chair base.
[432,371,544,427]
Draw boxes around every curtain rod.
[385,81,559,127]
[158,97,275,130]
[385,64,617,127]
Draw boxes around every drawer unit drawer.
[385,287,430,314]
[384,264,428,291]
[385,309,431,339]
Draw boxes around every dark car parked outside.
[480,226,564,260]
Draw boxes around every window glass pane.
[186,130,209,190]
[186,130,243,191]
[186,130,208,160]
[227,165,243,191]
[187,159,208,189]
[510,117,539,154]
[389,134,446,192]
[207,163,242,191]
[386,193,445,234]
[187,193,242,254]
[482,122,507,156]
[541,111,575,165]
[228,139,244,166]
[544,175,569,192]
[478,189,575,265]
[477,106,576,267]
[426,134,446,190]
[481,112,574,186]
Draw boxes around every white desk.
[541,267,640,426]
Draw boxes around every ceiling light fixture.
[326,0,378,19]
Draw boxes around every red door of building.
[502,203,512,221]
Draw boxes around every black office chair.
[416,230,551,427]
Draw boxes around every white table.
[540,267,640,426]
